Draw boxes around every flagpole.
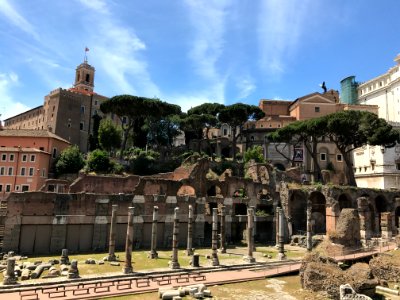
[84,47,89,62]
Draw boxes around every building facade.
[3,60,109,153]
[243,90,378,184]
[347,54,400,188]
[0,129,70,198]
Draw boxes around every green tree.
[100,95,148,159]
[55,145,85,175]
[324,110,399,186]
[88,113,102,151]
[218,103,265,160]
[244,145,265,164]
[86,149,112,173]
[98,118,122,153]
[187,103,224,155]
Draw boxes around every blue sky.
[0,0,399,120]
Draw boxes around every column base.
[243,256,256,263]
[278,252,286,261]
[3,276,17,285]
[218,248,226,254]
[212,254,219,266]
[107,254,117,262]
[169,261,180,269]
[186,249,194,256]
[123,266,133,274]
[148,251,158,259]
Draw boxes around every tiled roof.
[0,129,70,144]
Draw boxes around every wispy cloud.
[258,0,313,77]
[77,0,160,97]
[0,0,39,39]
[0,72,30,121]
[236,77,256,99]
[184,0,232,104]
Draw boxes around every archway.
[274,163,285,171]
[289,191,307,234]
[395,206,400,229]
[310,191,326,234]
[375,195,389,234]
[207,186,217,197]
[338,194,352,211]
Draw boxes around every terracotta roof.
[0,129,70,144]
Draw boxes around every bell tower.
[74,59,95,92]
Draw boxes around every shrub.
[244,146,265,164]
[86,149,112,173]
[55,145,85,175]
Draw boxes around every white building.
[350,54,400,188]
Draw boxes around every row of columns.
[106,203,261,272]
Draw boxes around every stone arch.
[338,193,353,211]
[310,191,326,234]
[177,185,196,197]
[289,190,307,234]
[395,205,400,230]
[374,195,389,235]
[274,163,285,171]
[207,185,217,197]
[234,203,247,215]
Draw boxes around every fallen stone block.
[194,292,204,299]
[203,289,212,297]
[21,269,31,280]
[162,290,181,300]
[31,264,52,279]
[110,262,120,266]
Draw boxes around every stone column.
[275,206,279,247]
[219,205,226,253]
[211,208,220,266]
[123,207,134,274]
[306,206,313,252]
[67,260,79,279]
[169,207,180,269]
[3,258,17,285]
[381,212,392,241]
[107,204,118,261]
[186,205,194,256]
[60,248,69,265]
[244,208,255,263]
[277,207,286,260]
[149,206,159,259]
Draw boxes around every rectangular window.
[320,153,326,161]
[29,168,34,176]
[81,105,85,114]
[15,185,20,191]
[80,122,84,130]
[396,163,400,171]
[30,154,36,162]
[42,168,46,177]
[8,167,13,176]
[22,154,27,162]
[5,185,11,192]
[52,148,57,158]
[20,167,26,176]
[39,147,44,151]
[21,185,29,192]
[1,154,6,161]
[0,167,4,175]
[0,185,2,192]
[9,154,14,162]
[315,107,320,113]
[336,154,342,162]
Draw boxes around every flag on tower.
[85,47,89,52]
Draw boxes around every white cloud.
[76,0,160,98]
[236,77,256,99]
[0,0,39,39]
[184,0,232,103]
[258,0,312,77]
[0,72,30,121]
